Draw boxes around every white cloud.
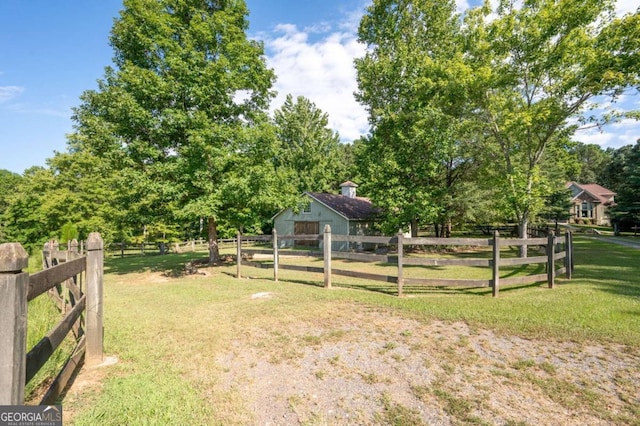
[574,119,639,148]
[0,85,24,103]
[456,0,472,14]
[616,0,639,16]
[264,23,368,142]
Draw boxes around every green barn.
[272,181,380,251]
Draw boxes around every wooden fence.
[172,238,236,254]
[237,226,573,297]
[106,238,237,257]
[0,233,104,405]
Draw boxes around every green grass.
[60,236,640,424]
[25,296,77,400]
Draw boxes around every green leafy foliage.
[463,0,639,244]
[568,142,610,184]
[273,94,346,194]
[59,222,79,244]
[355,0,481,236]
[355,0,639,243]
[607,141,640,231]
[0,169,23,242]
[69,0,279,262]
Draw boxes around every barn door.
[294,221,320,247]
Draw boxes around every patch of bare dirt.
[215,304,640,425]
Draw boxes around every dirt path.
[214,300,640,425]
[585,235,640,250]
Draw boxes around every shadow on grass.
[105,253,208,275]
[571,237,640,299]
[500,263,545,278]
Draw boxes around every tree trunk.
[445,220,452,238]
[411,218,419,238]
[518,218,528,258]
[207,217,220,265]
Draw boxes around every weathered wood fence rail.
[173,238,236,254]
[0,233,104,405]
[237,227,573,297]
[107,238,237,257]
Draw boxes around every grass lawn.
[61,236,639,425]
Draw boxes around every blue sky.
[0,0,638,174]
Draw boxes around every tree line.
[0,0,638,261]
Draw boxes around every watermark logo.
[0,405,62,426]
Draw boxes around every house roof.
[566,182,616,204]
[306,192,380,221]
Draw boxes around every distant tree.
[273,94,345,194]
[568,142,611,184]
[607,141,640,232]
[59,222,79,244]
[0,170,23,242]
[70,0,281,263]
[462,0,639,255]
[2,167,55,251]
[44,150,124,243]
[539,188,574,232]
[599,145,634,194]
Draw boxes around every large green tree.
[464,0,639,255]
[71,0,278,263]
[273,94,345,194]
[355,0,479,236]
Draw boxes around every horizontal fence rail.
[236,227,573,297]
[107,238,239,257]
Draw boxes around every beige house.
[566,182,615,225]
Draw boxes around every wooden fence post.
[272,228,279,282]
[43,241,51,269]
[86,232,104,365]
[492,231,500,297]
[0,243,29,405]
[397,230,404,297]
[569,231,574,273]
[565,231,572,279]
[324,225,331,288]
[236,231,242,279]
[547,231,555,289]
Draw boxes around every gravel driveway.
[215,300,640,425]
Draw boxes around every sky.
[0,0,638,175]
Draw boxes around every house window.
[302,202,312,214]
[581,202,592,218]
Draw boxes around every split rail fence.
[0,233,104,405]
[237,226,573,297]
[106,238,237,257]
